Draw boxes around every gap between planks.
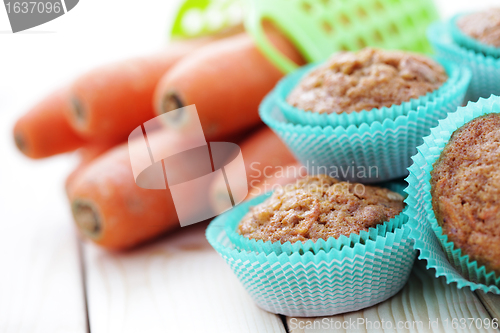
[77,235,91,333]
[476,291,500,322]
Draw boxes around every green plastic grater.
[171,0,245,38]
[245,0,439,72]
[172,0,440,73]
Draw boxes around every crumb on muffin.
[286,48,448,115]
[238,175,404,243]
[431,113,500,276]
[457,8,500,48]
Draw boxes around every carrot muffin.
[238,175,404,243]
[286,48,448,114]
[431,113,500,276]
[457,8,500,47]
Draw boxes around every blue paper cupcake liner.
[449,14,500,59]
[277,58,461,128]
[404,95,500,294]
[206,194,417,317]
[225,181,408,256]
[260,63,471,183]
[428,22,500,102]
[374,178,408,197]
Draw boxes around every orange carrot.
[65,141,118,195]
[67,129,213,250]
[66,38,215,142]
[153,28,305,141]
[13,89,88,159]
[247,162,307,199]
[210,126,297,212]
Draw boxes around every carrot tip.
[72,200,102,239]
[161,91,184,115]
[71,97,86,126]
[14,132,27,153]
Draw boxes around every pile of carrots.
[13,25,306,250]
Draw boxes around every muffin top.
[286,48,448,115]
[431,113,500,276]
[238,175,404,243]
[457,8,500,47]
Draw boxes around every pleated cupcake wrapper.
[448,14,500,59]
[428,22,500,102]
[404,95,500,294]
[260,65,471,183]
[225,182,408,256]
[206,195,417,317]
[277,58,461,128]
[373,179,408,197]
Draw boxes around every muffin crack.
[287,48,448,114]
[238,175,404,243]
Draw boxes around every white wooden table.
[83,224,500,333]
[1,132,499,333]
[1,0,500,332]
[2,202,499,333]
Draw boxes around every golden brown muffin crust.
[237,175,404,243]
[431,113,500,276]
[457,8,500,47]
[286,48,448,115]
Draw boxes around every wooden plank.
[0,113,87,333]
[0,223,87,333]
[83,221,286,333]
[287,260,495,333]
[476,292,500,320]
